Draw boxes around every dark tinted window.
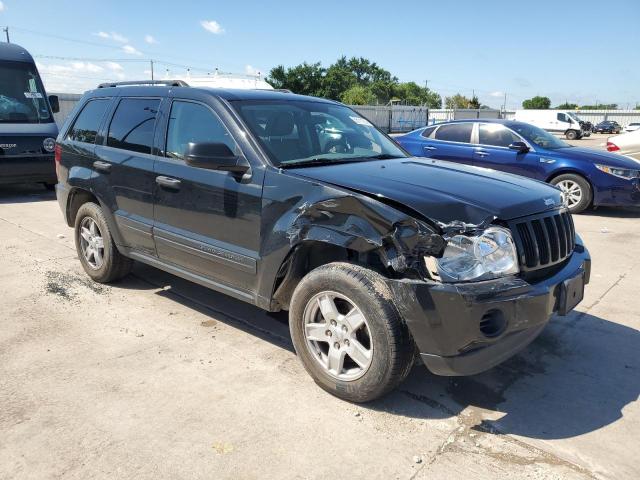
[107,98,160,154]
[557,113,569,122]
[421,126,436,138]
[478,124,521,147]
[67,99,110,144]
[166,100,239,160]
[434,123,473,143]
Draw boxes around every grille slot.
[511,210,576,271]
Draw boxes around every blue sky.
[1,0,638,108]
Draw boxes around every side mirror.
[508,141,529,153]
[48,95,60,114]
[185,142,249,174]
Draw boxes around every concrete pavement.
[0,184,638,480]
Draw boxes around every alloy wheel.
[557,180,583,209]
[303,291,373,381]
[79,217,105,269]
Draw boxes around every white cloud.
[122,45,142,56]
[94,31,129,43]
[71,62,104,73]
[244,65,263,77]
[104,61,124,71]
[37,61,125,93]
[489,91,504,97]
[144,34,157,44]
[200,20,224,35]
[0,2,5,12]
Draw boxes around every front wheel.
[289,263,414,403]
[551,174,592,214]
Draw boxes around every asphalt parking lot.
[1,182,639,479]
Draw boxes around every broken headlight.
[425,227,519,282]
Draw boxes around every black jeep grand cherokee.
[55,83,590,402]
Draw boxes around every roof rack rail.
[97,80,190,88]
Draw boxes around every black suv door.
[93,96,161,255]
[152,94,264,300]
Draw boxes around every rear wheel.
[565,130,579,140]
[74,202,132,283]
[289,262,414,403]
[551,174,592,214]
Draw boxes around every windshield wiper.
[280,153,404,168]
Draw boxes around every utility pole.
[424,79,429,90]
[150,60,154,81]
[503,92,507,112]
[3,26,9,43]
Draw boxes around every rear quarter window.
[421,126,436,138]
[66,98,110,144]
[434,123,473,143]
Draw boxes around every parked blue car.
[396,120,640,213]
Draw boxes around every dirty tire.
[550,173,592,214]
[565,129,578,140]
[289,262,414,403]
[74,202,132,283]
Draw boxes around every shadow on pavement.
[112,262,639,441]
[373,310,640,440]
[0,184,55,204]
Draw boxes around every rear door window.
[107,98,160,154]
[67,98,110,144]
[478,124,521,147]
[434,123,473,143]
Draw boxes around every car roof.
[422,119,528,128]
[83,85,339,104]
[0,42,35,63]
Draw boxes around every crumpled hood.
[289,158,563,225]
[555,147,640,168]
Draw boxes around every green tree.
[323,57,357,100]
[393,82,441,107]
[468,95,481,109]
[556,102,578,109]
[266,62,325,97]
[445,93,472,109]
[522,96,551,109]
[580,104,618,110]
[340,85,376,105]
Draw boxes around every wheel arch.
[546,170,595,207]
[270,239,393,311]
[65,186,126,247]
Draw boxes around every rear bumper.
[388,243,590,376]
[0,154,56,184]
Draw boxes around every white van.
[513,110,588,140]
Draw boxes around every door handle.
[423,146,437,151]
[93,160,112,173]
[156,176,181,190]
[475,150,489,157]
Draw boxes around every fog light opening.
[479,309,506,338]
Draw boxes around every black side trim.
[128,251,255,303]
[153,228,257,274]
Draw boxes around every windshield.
[510,122,571,150]
[567,112,581,122]
[0,61,53,124]
[232,100,407,167]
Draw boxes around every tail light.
[606,141,620,152]
[54,144,62,178]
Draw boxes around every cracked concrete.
[0,184,638,480]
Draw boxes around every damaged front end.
[260,168,590,377]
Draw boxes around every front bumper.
[388,243,590,376]
[0,154,56,185]
[592,176,640,207]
